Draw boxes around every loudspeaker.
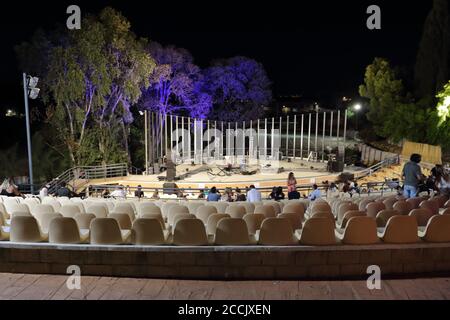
[329,160,344,172]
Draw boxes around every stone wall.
[0,243,450,279]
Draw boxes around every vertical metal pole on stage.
[181,116,185,161]
[207,120,210,159]
[249,120,253,158]
[165,114,168,157]
[342,109,348,163]
[188,117,191,162]
[307,113,311,157]
[150,112,154,170]
[257,119,260,158]
[200,119,204,164]
[300,114,304,160]
[170,115,173,155]
[315,112,319,153]
[175,116,179,157]
[264,118,268,157]
[235,121,238,156]
[144,110,148,174]
[160,113,163,160]
[293,115,297,159]
[221,121,224,158]
[227,122,232,157]
[215,120,218,159]
[194,119,197,163]
[322,112,326,162]
[329,111,333,147]
[271,118,275,157]
[337,110,341,148]
[285,116,289,158]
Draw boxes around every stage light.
[139,110,145,116]
[29,88,40,100]
[353,104,362,111]
[28,76,39,88]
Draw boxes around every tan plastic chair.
[131,218,169,245]
[376,209,400,227]
[10,211,32,218]
[0,225,9,241]
[172,218,208,246]
[378,215,419,244]
[49,217,89,244]
[266,202,282,215]
[196,205,217,224]
[206,213,230,235]
[87,204,109,218]
[383,197,398,210]
[392,201,411,215]
[254,204,276,218]
[173,214,196,230]
[240,202,255,214]
[10,216,48,242]
[311,202,332,215]
[226,205,247,219]
[282,202,305,217]
[187,202,204,215]
[409,208,434,227]
[311,211,335,221]
[337,203,359,224]
[0,203,8,220]
[90,218,131,245]
[336,216,379,245]
[432,195,448,208]
[419,200,439,216]
[358,198,374,211]
[366,202,386,218]
[214,218,254,245]
[442,208,450,215]
[277,213,302,231]
[39,213,63,233]
[137,202,157,215]
[210,202,229,214]
[298,218,336,246]
[139,205,162,217]
[243,213,265,235]
[161,202,177,218]
[108,213,132,230]
[113,203,136,221]
[167,205,190,226]
[74,213,96,229]
[257,218,298,245]
[59,205,81,218]
[444,200,450,209]
[419,215,450,243]
[140,212,166,229]
[406,197,422,209]
[338,210,366,229]
[6,203,30,216]
[46,201,62,212]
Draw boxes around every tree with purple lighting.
[203,56,272,122]
[140,42,212,119]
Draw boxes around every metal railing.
[354,155,401,180]
[46,163,128,194]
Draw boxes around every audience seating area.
[1,193,450,247]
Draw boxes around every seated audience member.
[151,189,160,199]
[135,185,145,198]
[270,186,285,201]
[110,186,126,199]
[221,187,233,202]
[55,182,72,198]
[247,185,262,203]
[305,184,321,201]
[39,184,50,198]
[235,187,246,201]
[207,187,221,202]
[198,189,205,199]
[438,173,450,197]
[0,177,24,197]
[269,187,278,200]
[101,188,110,198]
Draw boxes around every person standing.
[246,185,262,202]
[402,153,423,198]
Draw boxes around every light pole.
[353,103,362,131]
[22,73,40,194]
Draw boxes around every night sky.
[0,0,432,112]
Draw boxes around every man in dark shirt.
[134,185,145,198]
[402,153,423,198]
[55,182,72,198]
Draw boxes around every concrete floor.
[0,273,449,300]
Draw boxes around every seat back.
[358,198,374,211]
[282,202,305,217]
[90,218,123,245]
[258,218,297,245]
[406,197,422,209]
[140,212,165,229]
[242,213,265,235]
[139,205,162,217]
[173,214,196,229]
[240,202,255,214]
[173,219,208,246]
[311,202,332,215]
[383,197,398,210]
[419,200,439,216]
[299,218,336,246]
[187,202,204,215]
[74,213,96,229]
[59,205,81,218]
[87,204,108,218]
[409,208,434,227]
[376,209,401,227]
[10,216,42,242]
[337,203,359,224]
[226,205,247,219]
[432,195,448,208]
[210,202,229,214]
[196,205,218,224]
[341,216,378,245]
[277,213,302,230]
[421,215,450,243]
[392,201,411,215]
[340,210,366,229]
[206,214,230,235]
[39,213,63,233]
[167,205,190,225]
[214,218,250,245]
[113,203,136,221]
[108,213,132,230]
[49,217,82,244]
[132,218,166,245]
[366,202,386,218]
[382,215,419,244]
[311,211,335,221]
[254,204,276,218]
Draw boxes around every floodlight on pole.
[22,73,40,194]
[353,103,362,111]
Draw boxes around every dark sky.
[0,0,432,111]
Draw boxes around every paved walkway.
[0,273,449,300]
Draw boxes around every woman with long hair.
[287,172,297,193]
